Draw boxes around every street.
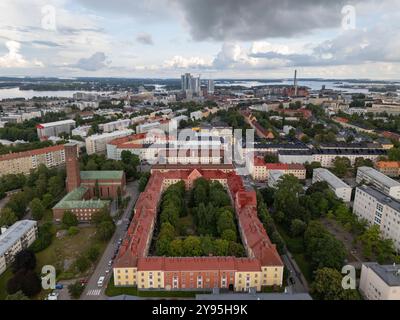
[80,181,139,300]
[282,253,309,294]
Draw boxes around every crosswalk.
[86,289,102,296]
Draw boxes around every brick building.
[113,165,283,292]
[52,143,126,222]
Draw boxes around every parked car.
[47,292,59,300]
[97,276,105,288]
[55,283,63,290]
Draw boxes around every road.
[282,253,309,294]
[80,181,139,300]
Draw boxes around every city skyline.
[0,0,399,80]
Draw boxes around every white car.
[47,292,59,300]
[97,276,105,287]
[105,269,110,274]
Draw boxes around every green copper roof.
[53,186,110,209]
[80,171,124,180]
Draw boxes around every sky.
[0,0,399,80]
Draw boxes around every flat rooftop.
[365,262,400,287]
[358,185,400,212]
[358,166,400,188]
[0,220,37,256]
[80,170,124,180]
[314,168,351,189]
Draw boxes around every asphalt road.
[80,181,139,300]
[282,253,309,294]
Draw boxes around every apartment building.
[359,262,400,300]
[356,166,400,200]
[248,157,306,181]
[278,149,386,167]
[375,161,400,177]
[0,220,38,275]
[99,119,132,133]
[312,168,352,202]
[85,129,133,155]
[36,119,76,141]
[353,185,400,251]
[114,166,284,291]
[268,171,285,188]
[0,144,66,176]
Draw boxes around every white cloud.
[163,55,212,69]
[0,40,43,68]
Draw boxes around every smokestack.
[294,70,298,96]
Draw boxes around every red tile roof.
[115,165,283,271]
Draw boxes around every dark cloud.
[176,0,362,41]
[31,40,61,47]
[249,26,400,68]
[136,33,154,45]
[76,0,364,41]
[73,52,110,71]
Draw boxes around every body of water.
[215,79,391,94]
[0,87,110,100]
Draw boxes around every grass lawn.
[275,224,313,283]
[0,269,12,300]
[292,253,313,283]
[35,226,107,281]
[105,275,209,298]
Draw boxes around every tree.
[200,236,214,255]
[332,157,351,178]
[68,226,80,236]
[388,147,400,161]
[42,193,54,209]
[221,229,237,242]
[183,236,202,256]
[29,198,45,221]
[75,255,91,272]
[7,269,41,297]
[68,281,85,299]
[138,172,150,192]
[94,180,100,198]
[169,239,184,256]
[0,208,18,227]
[31,222,53,253]
[5,291,29,300]
[213,239,230,256]
[311,268,360,300]
[273,175,304,225]
[216,210,235,235]
[86,246,100,262]
[264,154,279,163]
[12,249,36,274]
[20,270,41,297]
[62,211,78,228]
[97,220,115,241]
[290,219,307,237]
[47,175,65,198]
[304,221,346,271]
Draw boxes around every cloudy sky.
[0,0,399,79]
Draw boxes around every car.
[105,269,110,274]
[97,276,105,287]
[289,277,296,285]
[108,260,113,266]
[47,292,59,300]
[55,283,63,289]
[80,278,88,285]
